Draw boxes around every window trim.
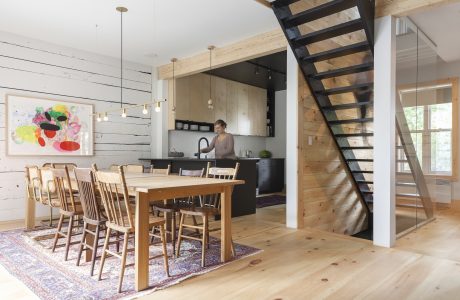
[397,77,458,181]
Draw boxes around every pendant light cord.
[120,9,123,108]
[209,47,212,100]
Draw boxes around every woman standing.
[200,119,236,159]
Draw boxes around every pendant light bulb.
[121,108,127,118]
[142,104,149,115]
[103,112,108,121]
[96,114,102,122]
[155,102,161,113]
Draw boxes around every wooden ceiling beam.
[254,0,272,9]
[376,0,460,17]
[157,0,460,80]
[157,29,287,80]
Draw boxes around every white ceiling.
[0,0,279,66]
[410,2,460,63]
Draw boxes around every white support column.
[286,48,300,229]
[151,67,168,158]
[373,16,396,247]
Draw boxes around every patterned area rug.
[0,227,261,300]
[256,195,286,208]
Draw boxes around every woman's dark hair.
[214,119,227,128]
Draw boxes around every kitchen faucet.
[197,137,209,159]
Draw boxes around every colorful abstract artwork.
[6,95,93,156]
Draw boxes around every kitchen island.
[139,158,258,217]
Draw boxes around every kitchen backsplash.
[168,130,268,158]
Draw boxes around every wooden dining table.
[25,171,244,292]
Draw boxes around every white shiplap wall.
[0,31,152,221]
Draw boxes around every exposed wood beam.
[254,0,272,9]
[157,0,459,80]
[157,29,287,80]
[376,0,460,17]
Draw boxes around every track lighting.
[103,112,108,121]
[96,114,102,122]
[155,102,161,113]
[121,108,127,118]
[142,104,148,115]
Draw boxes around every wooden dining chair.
[38,167,61,226]
[50,163,78,172]
[151,167,204,256]
[51,166,83,261]
[109,164,120,172]
[124,164,144,173]
[74,168,106,276]
[95,166,169,293]
[150,164,171,175]
[176,163,240,267]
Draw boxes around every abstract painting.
[6,95,93,156]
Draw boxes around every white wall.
[0,31,152,221]
[397,59,460,200]
[168,89,287,159]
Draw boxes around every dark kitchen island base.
[139,158,257,218]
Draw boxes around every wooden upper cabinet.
[170,73,267,136]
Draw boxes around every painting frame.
[6,94,94,156]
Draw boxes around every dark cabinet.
[257,158,285,194]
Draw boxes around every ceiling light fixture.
[155,102,161,113]
[207,45,215,110]
[171,58,177,114]
[92,6,167,121]
[117,6,127,109]
[142,104,149,115]
[268,69,272,80]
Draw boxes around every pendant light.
[207,45,215,110]
[117,6,127,116]
[155,101,161,112]
[142,104,149,115]
[171,58,177,114]
[92,6,167,121]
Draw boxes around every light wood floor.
[2,204,460,299]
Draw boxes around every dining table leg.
[220,186,233,262]
[135,191,150,291]
[25,189,35,230]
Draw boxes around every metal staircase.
[270,0,433,230]
[271,0,376,216]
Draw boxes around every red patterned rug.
[0,227,261,300]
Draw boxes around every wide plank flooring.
[1,204,460,299]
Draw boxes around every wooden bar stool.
[51,166,83,261]
[95,166,169,293]
[176,163,239,267]
[151,167,204,256]
[74,168,106,276]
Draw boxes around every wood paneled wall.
[0,31,152,221]
[291,0,370,234]
[299,74,368,235]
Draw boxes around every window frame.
[397,77,458,181]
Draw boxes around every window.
[397,78,458,179]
